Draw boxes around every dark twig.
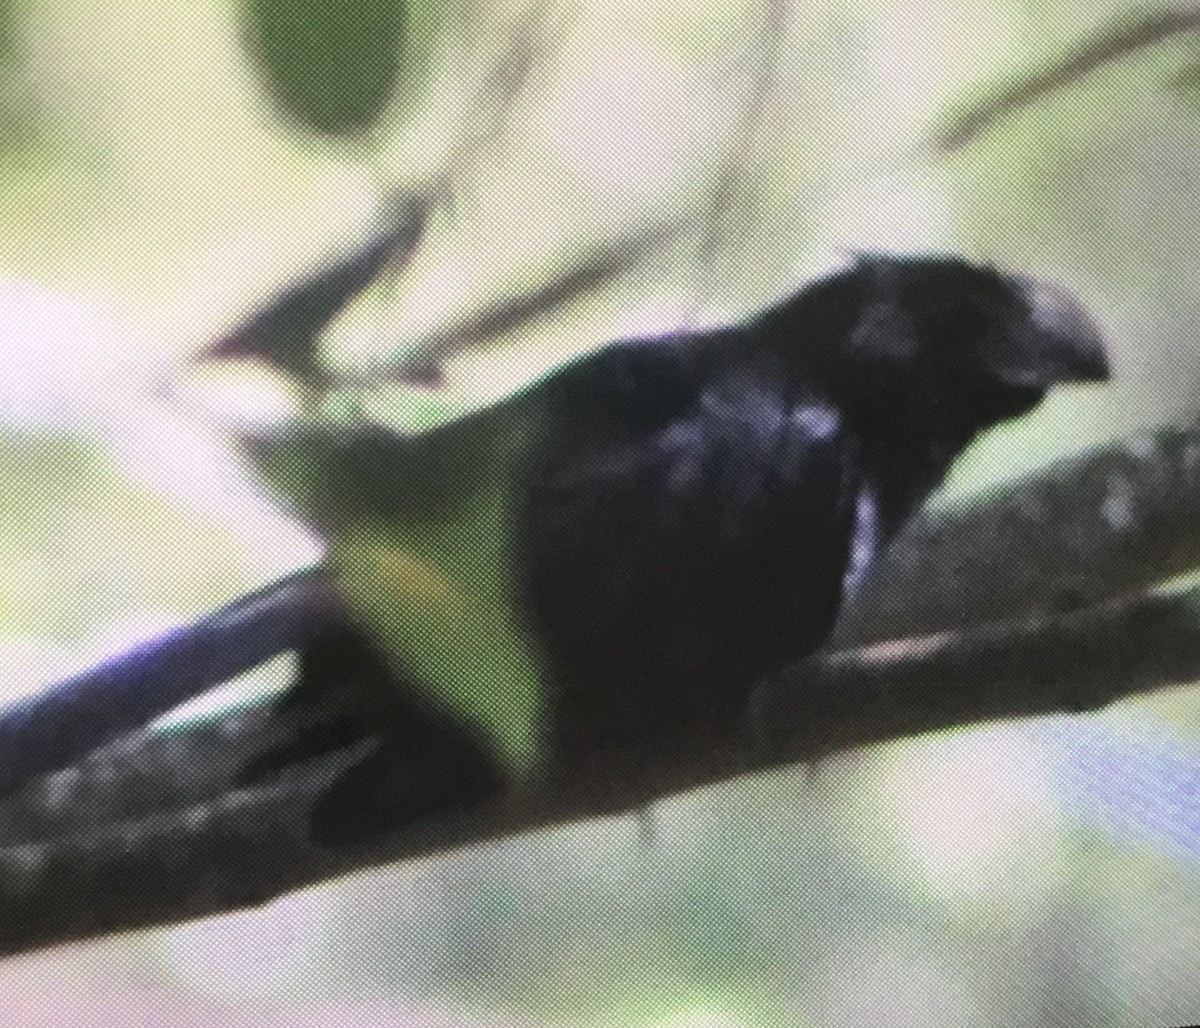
[391,218,688,371]
[2,414,1199,955]
[689,0,793,303]
[931,5,1200,153]
[0,570,338,797]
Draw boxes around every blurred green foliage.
[240,0,443,135]
[0,0,39,152]
[0,0,14,64]
[2,2,1200,1027]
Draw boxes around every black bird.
[0,250,1109,847]
[524,259,1108,749]
[228,252,1108,844]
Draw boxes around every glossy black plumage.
[521,338,863,755]
[251,254,1109,844]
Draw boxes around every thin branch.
[202,198,435,377]
[835,418,1200,645]
[0,570,338,797]
[765,585,1200,761]
[2,415,1200,955]
[930,4,1200,154]
[688,0,793,307]
[389,218,688,372]
[0,585,1195,956]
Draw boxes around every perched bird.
[213,250,1108,845]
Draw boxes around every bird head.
[781,254,1109,440]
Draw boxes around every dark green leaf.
[240,0,413,135]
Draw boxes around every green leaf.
[240,0,436,136]
[243,378,553,776]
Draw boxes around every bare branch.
[2,415,1199,955]
[0,570,338,797]
[689,0,793,303]
[394,218,688,370]
[835,419,1200,645]
[767,585,1200,762]
[930,5,1200,154]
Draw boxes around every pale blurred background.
[1,1,1199,1025]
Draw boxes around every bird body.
[220,253,1107,844]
